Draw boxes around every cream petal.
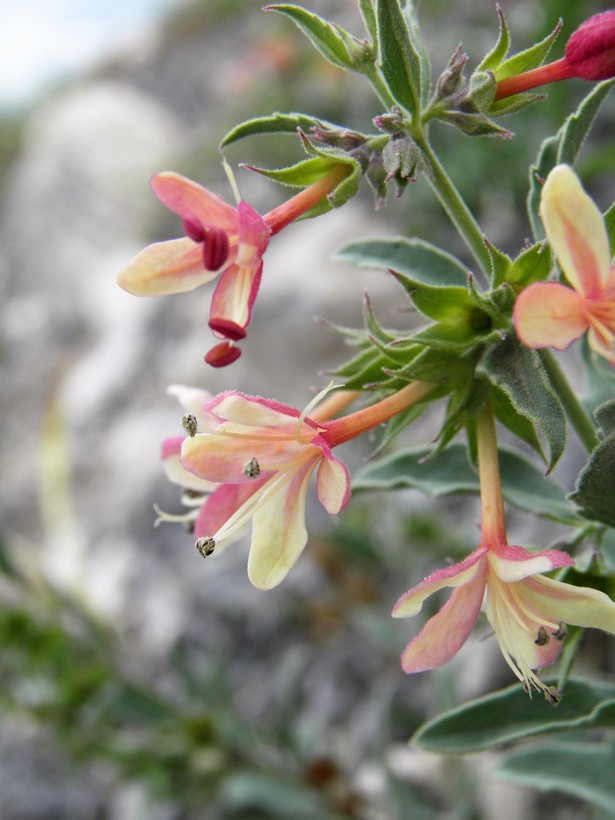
[521,575,615,633]
[513,281,588,350]
[489,544,574,582]
[118,238,217,295]
[315,455,350,513]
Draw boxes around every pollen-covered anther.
[552,622,567,641]
[202,227,230,271]
[243,457,261,479]
[182,413,198,437]
[543,685,561,706]
[534,626,550,646]
[195,536,216,557]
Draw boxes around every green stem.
[413,133,492,282]
[538,349,598,453]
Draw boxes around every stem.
[324,381,433,446]
[263,165,351,235]
[413,133,492,282]
[493,58,570,100]
[538,349,598,453]
[476,400,507,545]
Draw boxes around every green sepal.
[412,678,615,754]
[569,399,615,528]
[439,110,514,139]
[477,6,510,73]
[489,90,547,117]
[335,236,469,287]
[484,239,511,286]
[434,377,490,455]
[376,0,423,118]
[505,240,552,288]
[480,335,566,472]
[528,80,615,239]
[496,18,562,80]
[264,4,373,73]
[330,346,398,390]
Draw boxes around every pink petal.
[399,563,487,673]
[236,200,271,256]
[392,546,487,618]
[315,455,350,513]
[521,575,615,633]
[194,481,265,541]
[204,392,304,427]
[151,172,237,231]
[248,460,317,589]
[209,261,263,339]
[513,281,588,350]
[205,340,242,368]
[161,437,215,492]
[540,164,611,296]
[118,238,217,295]
[489,543,574,582]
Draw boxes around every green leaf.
[221,770,326,818]
[569,399,615,527]
[495,739,615,815]
[478,6,510,72]
[358,0,377,42]
[606,201,615,258]
[497,19,561,79]
[220,112,326,149]
[481,336,566,472]
[528,80,615,239]
[376,0,422,117]
[413,678,615,754]
[491,384,544,459]
[401,0,430,107]
[352,442,575,522]
[265,4,372,73]
[335,237,468,287]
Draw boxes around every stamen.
[552,623,567,641]
[534,626,550,646]
[243,457,261,479]
[182,217,206,243]
[543,685,561,705]
[182,413,198,437]
[195,536,216,557]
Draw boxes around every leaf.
[358,0,377,42]
[220,112,327,149]
[352,443,576,522]
[265,4,372,73]
[481,336,566,473]
[221,770,326,818]
[569,399,615,527]
[376,0,422,117]
[413,678,615,753]
[335,237,468,287]
[495,739,615,814]
[527,80,615,239]
[606,201,615,258]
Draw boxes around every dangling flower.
[494,11,615,101]
[118,165,351,365]
[174,382,432,589]
[513,164,615,365]
[393,402,615,700]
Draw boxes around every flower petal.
[236,200,271,256]
[151,172,237,231]
[166,385,217,430]
[540,164,611,296]
[399,563,487,673]
[205,392,304,427]
[209,261,263,340]
[489,543,574,582]
[161,436,216,492]
[587,325,615,366]
[118,238,217,296]
[392,546,487,618]
[194,481,265,545]
[513,281,588,350]
[521,575,615,633]
[248,461,317,589]
[316,454,350,513]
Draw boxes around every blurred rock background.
[0,0,612,817]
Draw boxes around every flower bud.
[564,11,615,81]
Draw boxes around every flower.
[118,173,270,366]
[118,164,353,366]
[494,11,615,101]
[392,541,615,702]
[513,164,615,364]
[179,390,351,589]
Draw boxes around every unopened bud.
[565,11,615,81]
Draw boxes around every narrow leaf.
[376,0,422,117]
[221,112,328,149]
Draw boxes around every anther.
[552,623,567,641]
[534,626,549,646]
[195,537,216,557]
[182,217,206,243]
[202,228,230,271]
[543,685,561,705]
[182,413,198,437]
[243,457,261,479]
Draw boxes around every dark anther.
[195,537,216,557]
[202,228,230,271]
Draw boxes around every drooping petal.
[194,481,266,545]
[489,543,574,582]
[540,164,611,296]
[248,461,317,589]
[161,435,216,492]
[151,172,238,231]
[209,261,263,340]
[513,281,588,350]
[520,575,615,633]
[399,562,487,673]
[316,454,350,513]
[392,546,487,618]
[118,238,217,296]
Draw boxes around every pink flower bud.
[564,11,615,80]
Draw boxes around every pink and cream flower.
[513,164,615,365]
